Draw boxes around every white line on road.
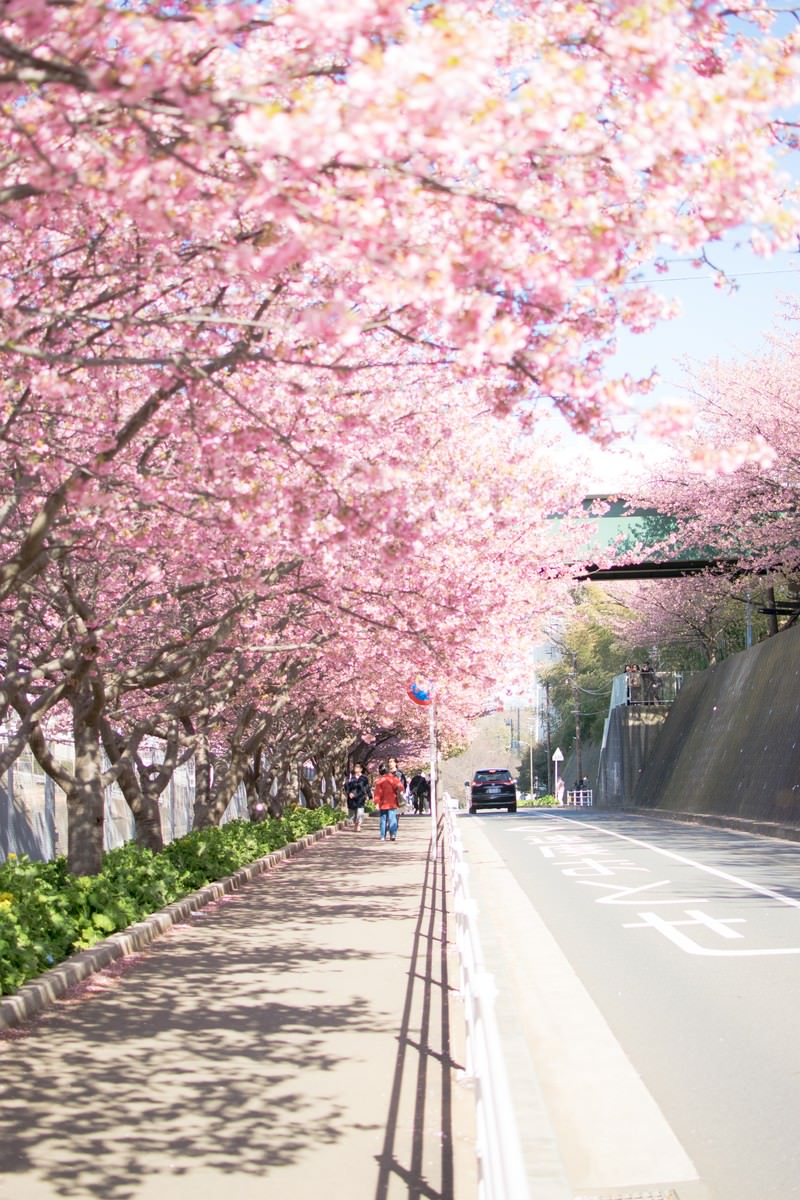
[547,816,800,910]
[623,910,800,956]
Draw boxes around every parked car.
[469,768,517,814]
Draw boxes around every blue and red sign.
[407,675,433,706]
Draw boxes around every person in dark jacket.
[388,756,409,814]
[388,756,407,794]
[410,772,430,814]
[344,762,370,832]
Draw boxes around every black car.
[469,768,517,814]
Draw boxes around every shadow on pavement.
[0,819,469,1200]
[374,824,457,1200]
[0,852,392,1196]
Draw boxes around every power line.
[627,267,800,285]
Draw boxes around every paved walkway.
[0,814,476,1200]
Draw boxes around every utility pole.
[571,652,583,784]
[528,725,534,799]
[545,681,552,793]
[745,592,753,649]
[429,695,437,862]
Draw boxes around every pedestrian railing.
[565,789,593,807]
[444,794,531,1200]
[610,669,691,710]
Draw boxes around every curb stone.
[0,819,347,1032]
[625,806,800,844]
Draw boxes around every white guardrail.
[564,789,593,807]
[444,794,531,1200]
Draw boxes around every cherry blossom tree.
[2,2,798,501]
[3,1,800,869]
[604,573,764,667]
[613,302,800,659]
[0,386,572,871]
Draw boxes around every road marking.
[523,816,800,956]
[686,909,745,938]
[457,817,700,1193]
[623,910,800,957]
[583,878,708,906]
[560,857,649,878]
[546,816,800,911]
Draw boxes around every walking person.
[388,756,408,815]
[344,762,370,832]
[374,761,404,841]
[410,771,429,814]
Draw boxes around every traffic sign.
[407,675,433,706]
[552,747,564,762]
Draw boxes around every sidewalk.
[0,814,476,1200]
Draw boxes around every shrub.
[73,843,185,950]
[0,853,83,994]
[0,805,341,996]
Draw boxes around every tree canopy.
[2,0,800,869]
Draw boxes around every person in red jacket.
[373,762,404,841]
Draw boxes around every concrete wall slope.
[634,624,800,826]
[596,706,670,809]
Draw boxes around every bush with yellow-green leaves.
[0,808,341,996]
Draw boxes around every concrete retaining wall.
[633,625,800,826]
[594,706,670,809]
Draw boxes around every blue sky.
[613,240,800,396]
[561,234,800,491]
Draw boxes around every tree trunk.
[67,713,105,876]
[262,764,285,817]
[243,757,259,815]
[111,754,164,852]
[766,586,780,637]
[273,763,297,813]
[299,775,316,808]
[98,720,166,853]
[209,758,246,825]
[193,732,213,827]
[134,780,165,851]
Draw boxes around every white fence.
[444,794,530,1200]
[564,788,593,807]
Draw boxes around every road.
[458,808,800,1200]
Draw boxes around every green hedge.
[0,807,341,997]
